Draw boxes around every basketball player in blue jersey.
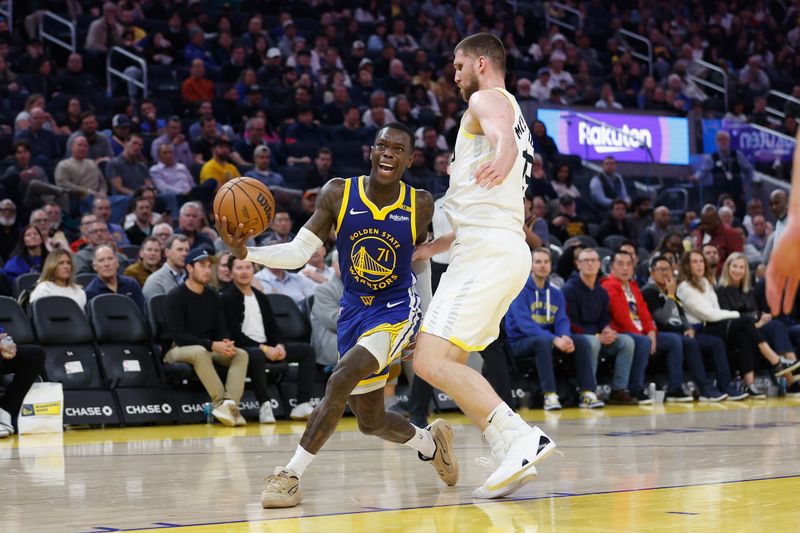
[217,123,457,509]
[411,33,556,499]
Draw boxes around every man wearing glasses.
[73,221,127,275]
[0,199,19,262]
[562,248,639,405]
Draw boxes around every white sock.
[404,425,436,459]
[487,402,531,434]
[285,445,315,477]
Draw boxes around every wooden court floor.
[2,399,800,532]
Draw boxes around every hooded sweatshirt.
[505,276,570,345]
[562,272,610,335]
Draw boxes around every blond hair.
[718,252,751,293]
[38,248,78,286]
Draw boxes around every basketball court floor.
[2,400,799,532]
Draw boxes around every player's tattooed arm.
[414,189,435,245]
[302,178,347,243]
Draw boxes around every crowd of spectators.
[3,0,800,432]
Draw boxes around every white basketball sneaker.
[259,401,276,424]
[482,426,556,494]
[472,425,539,499]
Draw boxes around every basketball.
[213,177,276,237]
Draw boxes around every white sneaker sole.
[485,429,556,493]
[473,466,537,499]
[212,408,236,427]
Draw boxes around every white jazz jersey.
[421,87,533,351]
[442,87,532,236]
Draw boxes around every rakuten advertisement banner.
[702,119,795,164]
[536,109,691,165]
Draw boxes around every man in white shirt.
[255,266,317,307]
[301,247,334,284]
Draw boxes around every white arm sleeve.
[245,227,324,269]
[412,260,432,313]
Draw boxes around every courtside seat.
[0,296,35,345]
[266,293,312,343]
[31,296,103,389]
[146,294,195,383]
[89,294,161,388]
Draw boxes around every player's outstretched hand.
[766,220,800,315]
[215,215,252,260]
[474,160,507,189]
[412,242,436,262]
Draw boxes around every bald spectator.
[66,112,114,162]
[696,206,743,275]
[590,156,630,209]
[13,107,59,165]
[55,135,107,215]
[640,206,675,252]
[182,59,215,105]
[85,244,146,315]
[739,56,770,95]
[92,196,129,248]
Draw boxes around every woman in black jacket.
[717,252,800,394]
[221,256,318,422]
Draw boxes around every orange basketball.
[213,177,276,237]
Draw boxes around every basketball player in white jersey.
[412,33,556,498]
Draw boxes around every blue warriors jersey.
[335,175,417,300]
[334,176,421,394]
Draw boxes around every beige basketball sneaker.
[261,467,303,508]
[422,419,459,486]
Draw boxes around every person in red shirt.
[181,59,215,105]
[695,205,743,275]
[601,250,692,402]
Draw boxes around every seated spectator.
[602,250,692,403]
[85,2,123,54]
[73,221,127,275]
[0,325,45,438]
[13,107,59,166]
[597,199,634,243]
[523,192,549,249]
[92,197,129,248]
[626,197,654,245]
[310,254,343,367]
[44,202,77,243]
[745,214,769,259]
[551,164,580,199]
[191,114,218,163]
[85,245,145,315]
[182,58,215,105]
[70,214,96,253]
[590,156,630,209]
[3,225,47,283]
[595,83,623,109]
[126,196,154,245]
[245,146,287,188]
[531,121,560,166]
[209,251,233,293]
[55,136,108,216]
[743,198,764,237]
[696,206,743,275]
[304,148,335,190]
[124,236,162,287]
[717,253,799,380]
[505,249,603,410]
[642,255,733,400]
[29,248,86,308]
[284,107,326,163]
[58,55,96,100]
[66,112,114,163]
[640,206,675,252]
[562,248,638,405]
[550,195,588,243]
[1,140,65,213]
[142,234,189,300]
[301,247,335,284]
[151,116,193,169]
[109,114,131,156]
[677,251,797,398]
[531,68,551,101]
[525,154,557,201]
[151,222,174,249]
[255,266,317,307]
[0,200,19,262]
[258,209,296,246]
[29,208,70,252]
[199,137,240,189]
[107,135,153,197]
[164,248,248,427]
[175,202,215,251]
[222,257,317,421]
